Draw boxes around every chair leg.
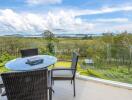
[71,80,72,84]
[52,79,54,85]
[49,88,52,100]
[0,88,2,94]
[73,79,76,97]
[51,88,55,93]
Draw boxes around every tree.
[42,30,58,55]
[42,30,55,42]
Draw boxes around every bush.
[39,47,47,54]
[0,52,13,72]
[0,62,4,67]
[0,52,15,68]
[0,52,15,62]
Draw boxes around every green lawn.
[55,62,132,84]
[54,61,71,68]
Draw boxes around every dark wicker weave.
[1,69,51,100]
[51,52,79,97]
[20,48,38,58]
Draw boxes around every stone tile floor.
[52,79,132,100]
[1,79,132,100]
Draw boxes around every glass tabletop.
[5,55,57,71]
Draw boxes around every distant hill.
[4,34,24,37]
[2,33,102,38]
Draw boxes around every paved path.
[1,79,132,100]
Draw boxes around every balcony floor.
[52,79,132,100]
[1,79,132,100]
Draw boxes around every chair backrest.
[20,48,38,58]
[1,69,48,100]
[71,52,79,76]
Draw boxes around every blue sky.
[0,0,132,35]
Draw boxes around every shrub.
[0,52,15,68]
[0,52,14,62]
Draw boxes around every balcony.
[0,0,132,99]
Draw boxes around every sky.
[0,0,132,35]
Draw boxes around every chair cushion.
[0,76,4,94]
[0,76,3,84]
[53,70,73,77]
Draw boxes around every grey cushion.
[53,70,73,77]
[0,76,3,84]
[0,94,7,100]
[0,76,3,94]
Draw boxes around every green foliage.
[0,52,15,63]
[39,47,47,54]
[46,42,55,55]
[0,52,14,73]
[0,62,4,67]
[0,33,132,83]
[42,30,59,55]
[0,67,9,73]
[42,30,55,41]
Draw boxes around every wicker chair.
[1,69,52,100]
[51,52,79,97]
[20,48,38,58]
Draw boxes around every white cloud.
[75,6,132,16]
[0,9,94,35]
[94,18,129,23]
[86,23,132,33]
[0,5,132,35]
[0,9,49,34]
[26,0,62,5]
[108,24,132,32]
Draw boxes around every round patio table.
[5,55,57,71]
